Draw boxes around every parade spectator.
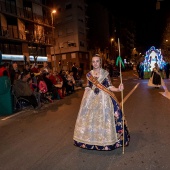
[54,71,63,85]
[13,72,39,109]
[23,62,33,79]
[72,63,78,80]
[66,71,75,93]
[37,75,53,103]
[49,71,63,99]
[0,62,10,77]
[23,63,31,73]
[53,71,64,98]
[42,72,60,100]
[27,77,41,107]
[40,61,51,74]
[59,70,68,97]
[10,61,21,85]
[48,70,57,85]
[77,66,83,80]
[31,63,40,74]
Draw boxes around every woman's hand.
[109,84,124,92]
[118,83,124,91]
[85,87,91,91]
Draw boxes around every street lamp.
[164,39,169,61]
[110,38,114,59]
[51,9,56,71]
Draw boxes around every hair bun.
[94,54,100,57]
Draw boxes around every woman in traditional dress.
[148,63,164,88]
[73,54,130,151]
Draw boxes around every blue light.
[143,46,165,72]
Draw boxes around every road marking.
[120,83,139,105]
[133,73,139,78]
[1,110,26,121]
[160,91,170,100]
[160,82,170,100]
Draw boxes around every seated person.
[53,71,63,87]
[40,61,51,74]
[42,72,60,100]
[13,72,39,109]
[36,75,53,103]
[0,62,10,77]
[31,63,40,74]
[49,71,63,99]
[27,77,41,107]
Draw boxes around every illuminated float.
[143,46,165,78]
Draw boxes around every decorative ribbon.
[116,56,124,68]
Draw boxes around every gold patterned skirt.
[73,88,130,151]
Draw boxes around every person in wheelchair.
[13,71,39,109]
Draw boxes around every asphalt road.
[0,70,170,170]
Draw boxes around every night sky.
[89,0,169,51]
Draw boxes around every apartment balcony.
[0,26,53,46]
[0,0,52,27]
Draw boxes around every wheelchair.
[12,92,33,112]
[15,97,33,110]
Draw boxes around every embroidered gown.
[73,68,130,150]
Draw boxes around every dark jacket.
[13,79,33,97]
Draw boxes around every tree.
[27,25,47,64]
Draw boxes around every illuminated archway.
[143,46,165,78]
[144,46,165,71]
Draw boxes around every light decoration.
[143,46,165,72]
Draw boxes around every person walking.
[139,62,144,79]
[148,63,164,88]
[72,63,78,80]
[164,61,170,79]
[136,62,141,79]
[73,54,130,151]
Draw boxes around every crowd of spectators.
[0,61,83,112]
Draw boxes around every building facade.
[52,0,90,73]
[0,0,137,72]
[0,0,53,67]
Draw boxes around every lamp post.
[110,38,114,59]
[51,9,56,71]
[165,40,169,60]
